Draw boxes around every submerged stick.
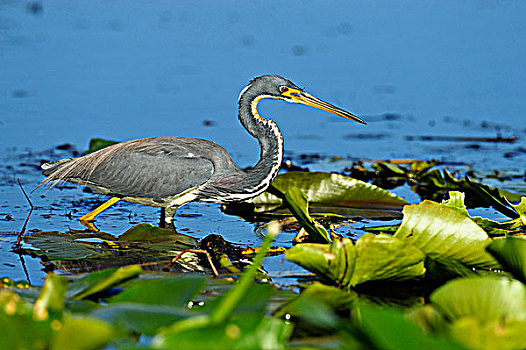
[16,177,34,249]
[18,255,31,285]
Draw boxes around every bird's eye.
[280,86,289,93]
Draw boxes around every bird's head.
[246,75,366,124]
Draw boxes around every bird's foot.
[79,218,100,232]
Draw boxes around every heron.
[41,75,366,231]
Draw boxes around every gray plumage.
[44,137,222,199]
[41,76,292,203]
[41,75,364,228]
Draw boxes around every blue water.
[1,1,525,284]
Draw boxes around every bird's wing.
[42,137,218,199]
[86,151,214,198]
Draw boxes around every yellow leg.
[79,197,121,231]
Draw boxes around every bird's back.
[41,137,240,200]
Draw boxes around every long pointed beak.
[293,91,366,124]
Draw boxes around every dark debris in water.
[1,214,14,221]
[504,147,526,159]
[12,89,29,98]
[26,2,43,15]
[342,159,524,207]
[406,135,516,143]
[343,133,389,140]
[281,159,309,172]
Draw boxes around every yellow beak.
[283,88,366,124]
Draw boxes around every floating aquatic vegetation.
[225,171,407,220]
[286,234,425,287]
[4,137,526,349]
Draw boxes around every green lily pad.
[85,138,119,154]
[442,191,522,237]
[21,226,200,273]
[119,223,198,246]
[373,162,407,176]
[51,315,114,350]
[91,303,192,336]
[412,168,524,208]
[431,277,526,323]
[108,274,206,307]
[274,282,356,329]
[153,314,292,350]
[394,201,499,271]
[0,290,53,349]
[0,276,114,350]
[285,234,425,287]
[281,187,331,243]
[487,237,526,284]
[510,197,526,226]
[464,176,523,218]
[430,277,526,349]
[442,191,470,216]
[448,316,526,350]
[362,224,400,235]
[247,171,407,217]
[23,232,107,260]
[350,304,463,350]
[405,304,448,334]
[69,265,142,300]
[67,268,128,299]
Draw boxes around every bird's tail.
[37,158,75,189]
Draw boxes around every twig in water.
[164,249,219,278]
[18,255,31,285]
[15,177,34,249]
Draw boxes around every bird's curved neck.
[237,87,283,196]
